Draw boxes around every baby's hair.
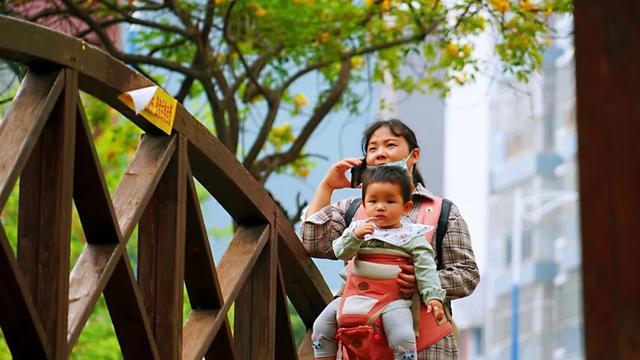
[361,166,412,203]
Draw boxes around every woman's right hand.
[320,158,362,190]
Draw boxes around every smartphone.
[350,159,366,188]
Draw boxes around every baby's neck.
[378,222,403,229]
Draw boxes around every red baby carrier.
[335,197,453,360]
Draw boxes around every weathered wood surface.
[0,15,332,359]
[17,68,76,358]
[235,224,278,360]
[0,69,64,209]
[0,224,51,358]
[139,135,187,359]
[575,1,640,359]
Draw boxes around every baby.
[312,166,445,360]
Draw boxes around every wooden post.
[574,1,640,358]
[17,68,77,358]
[234,218,277,360]
[139,134,187,359]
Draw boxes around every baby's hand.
[353,219,376,239]
[427,299,445,323]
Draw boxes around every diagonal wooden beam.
[181,225,269,359]
[104,255,160,359]
[0,68,64,210]
[275,265,299,360]
[72,99,122,245]
[297,331,314,360]
[67,100,122,348]
[0,224,51,358]
[218,225,270,304]
[113,134,177,241]
[181,169,237,360]
[66,101,174,353]
[67,243,119,348]
[235,221,278,360]
[275,216,333,328]
[205,320,238,360]
[184,169,223,309]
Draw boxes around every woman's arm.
[299,197,356,259]
[305,158,361,216]
[299,158,362,259]
[438,203,480,299]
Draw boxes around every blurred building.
[484,27,582,360]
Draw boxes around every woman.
[300,119,480,359]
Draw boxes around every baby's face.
[363,182,409,229]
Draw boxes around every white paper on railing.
[118,85,178,135]
[126,85,158,114]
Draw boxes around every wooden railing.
[0,15,331,359]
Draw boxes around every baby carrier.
[335,197,453,360]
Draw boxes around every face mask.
[367,151,414,173]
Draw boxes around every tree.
[6,0,572,221]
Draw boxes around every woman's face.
[365,126,420,171]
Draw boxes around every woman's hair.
[360,119,425,186]
[362,166,412,203]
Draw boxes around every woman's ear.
[408,148,420,171]
[403,200,414,214]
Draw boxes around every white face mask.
[367,151,414,173]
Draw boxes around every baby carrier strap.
[347,196,453,269]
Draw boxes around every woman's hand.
[427,299,445,323]
[305,158,362,218]
[320,158,362,191]
[397,264,417,299]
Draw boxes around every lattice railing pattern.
[0,16,332,359]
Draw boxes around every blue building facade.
[485,36,582,360]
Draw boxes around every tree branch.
[278,21,441,93]
[252,58,352,180]
[174,75,195,103]
[59,0,199,77]
[222,0,275,104]
[200,78,229,148]
[242,99,281,171]
[92,0,190,37]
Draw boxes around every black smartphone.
[350,159,366,188]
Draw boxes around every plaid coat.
[300,184,480,359]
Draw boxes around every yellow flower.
[214,0,224,4]
[294,93,309,107]
[296,168,310,178]
[320,31,330,43]
[351,56,366,70]
[544,5,553,17]
[490,0,509,13]
[545,36,553,47]
[444,42,459,58]
[462,44,473,56]
[519,0,535,11]
[255,6,267,17]
[381,0,391,12]
[364,0,374,6]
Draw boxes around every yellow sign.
[118,86,177,135]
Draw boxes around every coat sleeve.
[437,203,480,300]
[298,197,356,259]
